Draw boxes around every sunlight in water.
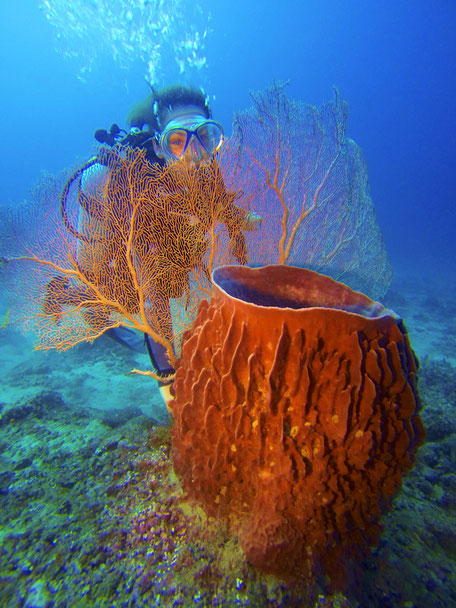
[39,0,210,83]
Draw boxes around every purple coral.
[225,83,392,300]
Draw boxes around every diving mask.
[159,115,224,160]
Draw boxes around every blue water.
[1,1,455,268]
[0,1,455,606]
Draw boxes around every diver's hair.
[153,85,211,128]
[128,84,212,133]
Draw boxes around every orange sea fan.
[1,147,254,373]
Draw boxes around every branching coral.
[228,83,392,299]
[1,148,252,377]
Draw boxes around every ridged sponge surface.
[170,265,425,582]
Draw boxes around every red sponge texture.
[170,266,425,580]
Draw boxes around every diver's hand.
[244,212,262,232]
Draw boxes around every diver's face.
[158,106,224,166]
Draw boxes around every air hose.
[60,147,121,241]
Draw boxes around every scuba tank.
[59,148,120,242]
[60,123,158,241]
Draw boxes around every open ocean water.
[0,1,455,606]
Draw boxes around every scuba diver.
[57,84,255,406]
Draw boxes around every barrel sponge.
[170,266,425,582]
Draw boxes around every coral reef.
[0,385,352,607]
[0,84,435,601]
[0,267,454,607]
[170,265,425,583]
